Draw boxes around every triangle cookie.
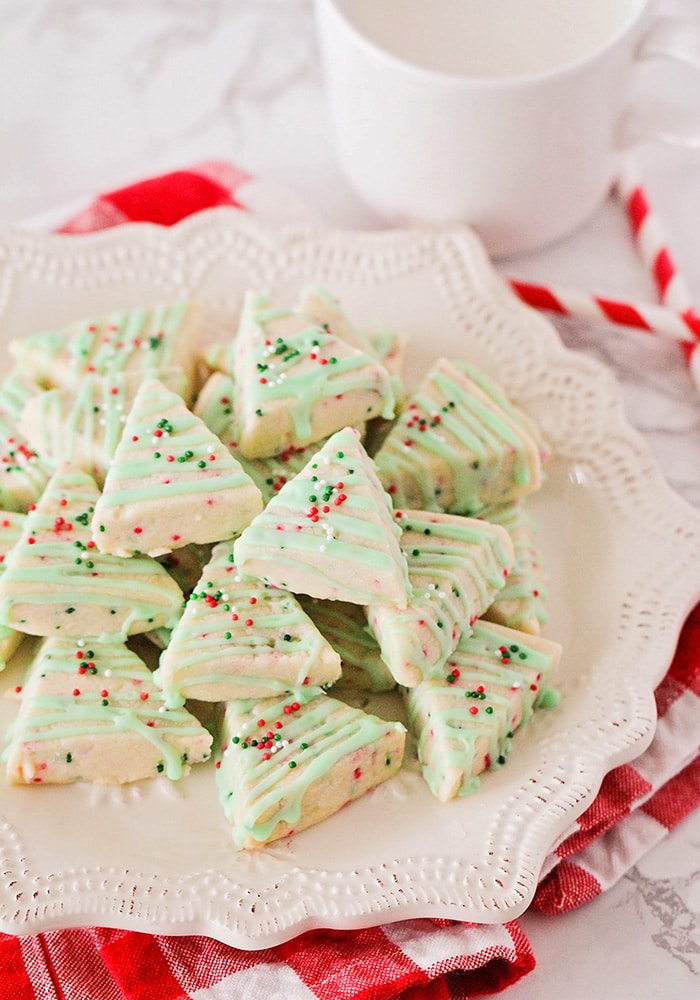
[298,595,395,693]
[5,636,212,785]
[92,378,263,557]
[375,357,545,515]
[406,620,561,801]
[215,685,406,849]
[233,426,410,607]
[480,501,549,635]
[21,369,189,487]
[155,540,341,706]
[8,301,199,400]
[368,509,514,687]
[231,291,396,458]
[0,511,28,666]
[0,413,50,512]
[0,464,184,641]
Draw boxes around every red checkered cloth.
[1,161,698,999]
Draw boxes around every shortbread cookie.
[374,356,544,515]
[296,284,407,410]
[192,371,237,443]
[0,511,28,666]
[296,284,377,354]
[157,541,214,596]
[233,427,410,607]
[194,372,367,507]
[298,595,395,692]
[8,301,200,400]
[0,414,50,512]
[92,378,263,557]
[231,291,395,458]
[4,636,212,785]
[480,501,549,634]
[155,540,341,706]
[21,369,189,486]
[405,620,561,801]
[215,685,406,848]
[0,464,184,641]
[367,510,514,687]
[0,367,46,422]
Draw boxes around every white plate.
[1,210,699,947]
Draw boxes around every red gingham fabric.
[1,161,698,999]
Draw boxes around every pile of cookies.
[0,286,560,849]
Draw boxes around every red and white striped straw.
[508,278,700,345]
[506,153,700,393]
[615,153,700,389]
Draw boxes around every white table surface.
[1,1,699,997]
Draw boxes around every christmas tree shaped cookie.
[295,283,407,393]
[215,685,406,849]
[21,369,189,487]
[0,413,50,512]
[92,378,263,557]
[367,509,515,687]
[231,291,396,459]
[481,501,549,635]
[374,357,545,515]
[0,464,183,641]
[8,300,200,400]
[0,366,46,422]
[406,620,561,801]
[0,511,28,666]
[298,594,395,693]
[233,426,410,607]
[155,540,342,707]
[4,636,212,785]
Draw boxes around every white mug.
[315,0,700,257]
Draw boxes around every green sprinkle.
[288,760,297,769]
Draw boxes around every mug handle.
[620,17,700,148]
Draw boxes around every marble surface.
[1,0,699,996]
